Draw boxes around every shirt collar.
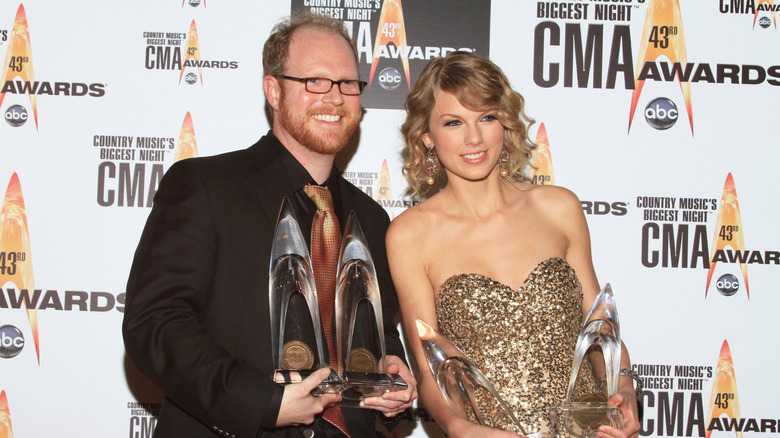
[264,131,342,208]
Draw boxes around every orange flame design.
[0,391,13,438]
[530,123,555,185]
[368,0,410,90]
[0,173,39,364]
[705,173,748,298]
[754,0,777,28]
[376,159,394,219]
[705,340,742,438]
[179,20,202,85]
[628,0,693,134]
[0,4,38,129]
[175,112,199,161]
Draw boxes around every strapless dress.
[435,258,597,436]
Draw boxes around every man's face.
[275,27,362,155]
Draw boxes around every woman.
[386,51,640,438]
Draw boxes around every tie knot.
[303,184,335,212]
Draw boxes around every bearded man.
[123,12,416,438]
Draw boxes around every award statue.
[416,319,528,436]
[333,211,407,406]
[269,199,406,404]
[269,198,343,394]
[549,284,622,438]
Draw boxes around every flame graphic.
[530,123,555,185]
[179,20,203,85]
[754,0,778,28]
[0,4,38,129]
[376,159,394,219]
[628,0,693,135]
[174,112,199,161]
[705,340,742,438]
[368,0,410,90]
[0,391,13,437]
[705,173,748,298]
[0,173,39,364]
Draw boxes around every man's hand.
[276,367,342,427]
[359,355,418,417]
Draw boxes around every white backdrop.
[0,1,778,437]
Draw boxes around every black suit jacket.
[123,134,404,438]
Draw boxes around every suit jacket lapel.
[245,136,297,229]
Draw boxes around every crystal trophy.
[333,211,407,406]
[270,201,406,403]
[269,197,343,395]
[549,284,622,438]
[416,319,528,436]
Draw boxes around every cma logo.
[378,67,402,91]
[0,325,24,358]
[4,105,28,127]
[582,201,628,216]
[644,97,678,130]
[716,273,739,296]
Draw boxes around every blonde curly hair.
[400,51,535,200]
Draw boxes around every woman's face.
[422,90,505,184]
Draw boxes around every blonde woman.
[387,51,639,438]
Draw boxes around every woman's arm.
[556,187,641,438]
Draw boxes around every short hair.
[262,12,358,76]
[400,51,535,200]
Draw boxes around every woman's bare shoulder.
[387,198,438,246]
[522,183,581,211]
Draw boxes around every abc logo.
[378,67,402,91]
[0,325,24,358]
[188,0,201,6]
[185,72,198,85]
[716,273,740,297]
[644,97,678,130]
[758,16,771,29]
[4,104,28,127]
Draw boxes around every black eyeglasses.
[275,75,367,96]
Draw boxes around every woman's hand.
[597,390,640,438]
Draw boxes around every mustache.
[307,107,349,118]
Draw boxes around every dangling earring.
[499,148,510,178]
[424,144,437,186]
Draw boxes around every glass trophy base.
[273,369,407,408]
[549,402,621,438]
[340,371,408,407]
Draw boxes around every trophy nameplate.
[281,340,315,370]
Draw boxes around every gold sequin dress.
[436,258,596,436]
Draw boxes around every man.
[123,13,417,438]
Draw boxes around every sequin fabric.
[436,258,596,436]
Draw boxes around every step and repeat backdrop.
[0,1,777,436]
